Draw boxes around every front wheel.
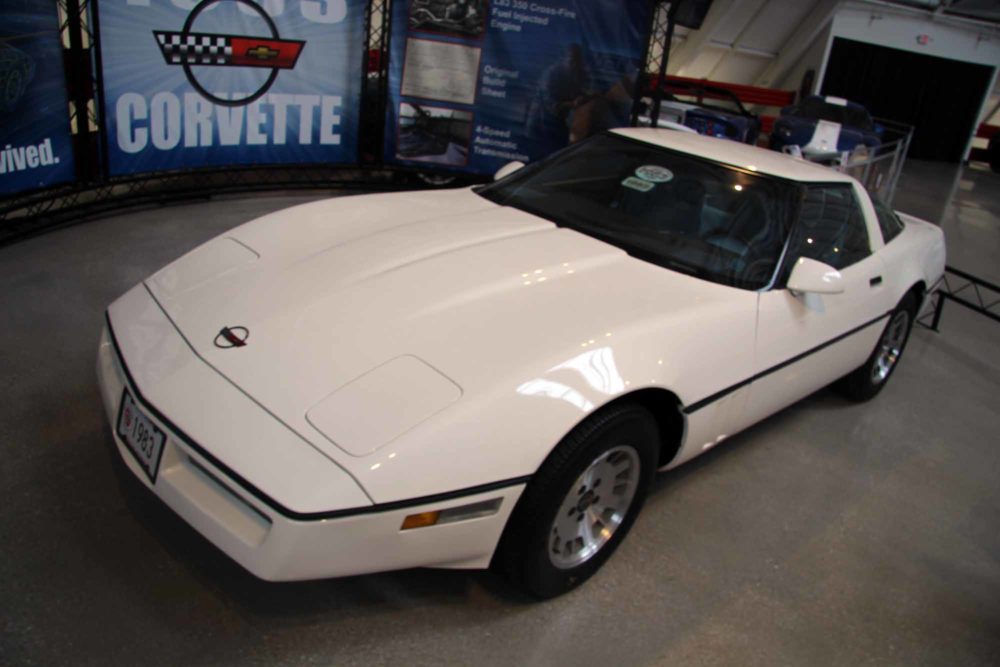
[837,292,917,401]
[494,404,659,598]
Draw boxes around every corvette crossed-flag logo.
[153,0,305,107]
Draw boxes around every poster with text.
[99,0,366,176]
[384,0,652,174]
[1,1,76,197]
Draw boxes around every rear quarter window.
[872,199,905,244]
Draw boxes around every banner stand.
[646,1,677,129]
[358,0,393,167]
[1,0,670,246]
[64,0,103,185]
[89,0,111,183]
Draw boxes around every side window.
[786,185,871,271]
[872,198,905,244]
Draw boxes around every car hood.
[145,188,740,474]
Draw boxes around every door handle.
[869,276,883,287]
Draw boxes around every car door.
[743,183,895,427]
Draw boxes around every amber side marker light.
[400,498,503,531]
[401,512,440,530]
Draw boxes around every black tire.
[837,291,918,402]
[494,404,659,598]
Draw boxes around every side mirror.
[787,257,844,295]
[494,161,525,181]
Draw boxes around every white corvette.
[98,129,945,598]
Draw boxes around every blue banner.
[98,0,366,176]
[0,1,76,197]
[384,0,651,175]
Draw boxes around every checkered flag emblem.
[155,32,231,65]
[153,31,304,69]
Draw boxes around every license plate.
[116,389,166,483]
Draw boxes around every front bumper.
[97,287,524,581]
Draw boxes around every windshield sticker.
[635,165,673,183]
[622,176,655,192]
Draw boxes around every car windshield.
[476,133,800,290]
[797,98,873,130]
[669,89,747,116]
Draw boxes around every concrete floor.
[1,161,998,666]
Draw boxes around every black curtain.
[822,37,994,162]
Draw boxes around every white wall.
[832,2,1000,67]
[979,79,1000,126]
[824,1,1000,158]
[773,24,832,95]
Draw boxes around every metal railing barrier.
[917,266,1000,332]
[779,118,915,205]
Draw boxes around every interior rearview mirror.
[787,257,844,295]
[494,161,525,181]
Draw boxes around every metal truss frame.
[917,267,1000,332]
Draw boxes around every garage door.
[822,37,994,162]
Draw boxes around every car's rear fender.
[888,213,946,307]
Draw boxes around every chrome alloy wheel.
[548,445,641,570]
[872,310,910,384]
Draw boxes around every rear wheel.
[495,404,659,598]
[837,292,917,401]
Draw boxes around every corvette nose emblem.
[214,326,249,348]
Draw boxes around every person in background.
[526,45,590,147]
[568,66,638,144]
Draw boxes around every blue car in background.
[769,95,882,158]
[647,80,761,145]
